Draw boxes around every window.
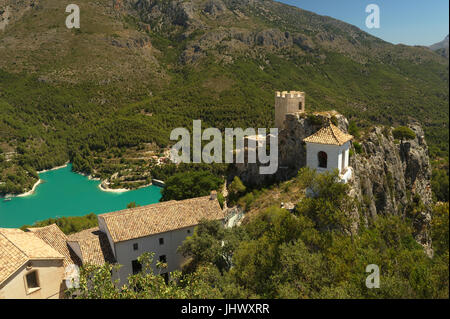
[133,243,138,251]
[318,151,328,168]
[25,271,40,293]
[159,255,167,263]
[187,229,191,234]
[159,238,164,245]
[132,260,142,275]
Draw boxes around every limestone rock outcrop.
[232,112,433,254]
[351,123,433,255]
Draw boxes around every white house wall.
[305,141,351,174]
[114,225,197,285]
[0,259,64,299]
[344,147,349,168]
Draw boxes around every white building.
[97,193,225,285]
[0,228,66,299]
[303,123,353,183]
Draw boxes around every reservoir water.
[0,164,162,228]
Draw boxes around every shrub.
[392,126,416,143]
[161,170,223,201]
[353,142,363,154]
[348,121,361,139]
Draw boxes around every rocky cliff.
[351,123,433,255]
[232,111,433,254]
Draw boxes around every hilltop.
[430,35,449,58]
[0,0,448,194]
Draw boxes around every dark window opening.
[318,151,328,168]
[159,238,164,245]
[132,260,142,275]
[159,255,167,263]
[133,243,138,251]
[187,229,191,234]
[26,271,39,290]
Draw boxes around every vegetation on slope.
[68,169,449,298]
[0,0,448,198]
[160,170,223,201]
[21,213,98,235]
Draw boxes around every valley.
[0,0,448,199]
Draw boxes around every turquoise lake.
[0,164,162,228]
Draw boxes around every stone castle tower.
[274,91,305,129]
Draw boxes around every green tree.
[348,121,361,139]
[432,203,449,256]
[67,252,223,299]
[295,169,354,232]
[161,170,223,201]
[431,169,449,202]
[392,126,416,143]
[227,176,246,204]
[178,220,229,272]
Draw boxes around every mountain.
[0,0,448,194]
[430,35,449,58]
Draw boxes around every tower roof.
[303,123,353,146]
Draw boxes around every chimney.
[210,190,217,200]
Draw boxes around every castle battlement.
[275,90,306,129]
[275,91,305,98]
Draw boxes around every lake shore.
[38,162,69,173]
[3,162,69,198]
[14,179,42,198]
[2,162,162,198]
[98,181,157,193]
[98,183,129,193]
[0,163,162,228]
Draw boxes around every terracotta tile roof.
[67,227,116,266]
[0,228,64,285]
[27,224,81,267]
[98,196,225,243]
[303,123,353,146]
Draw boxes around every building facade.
[97,193,225,285]
[0,228,66,299]
[303,123,353,183]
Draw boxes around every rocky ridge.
[233,111,433,254]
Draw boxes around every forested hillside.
[70,169,449,299]
[0,0,448,195]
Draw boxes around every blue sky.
[279,1,449,46]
